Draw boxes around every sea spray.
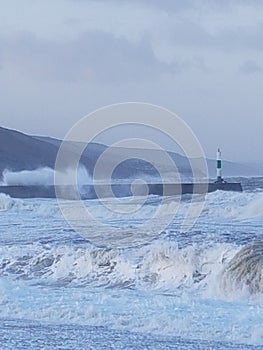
[1,165,91,187]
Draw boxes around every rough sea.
[0,177,263,349]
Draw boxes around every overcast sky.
[0,0,263,162]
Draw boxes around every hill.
[0,126,261,182]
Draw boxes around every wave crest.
[221,241,263,294]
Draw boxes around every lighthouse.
[216,148,223,183]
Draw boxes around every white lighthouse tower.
[216,148,223,183]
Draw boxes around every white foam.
[0,240,262,346]
[0,240,251,297]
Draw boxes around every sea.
[0,177,263,349]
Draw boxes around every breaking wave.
[221,241,263,295]
[0,193,59,216]
[0,241,236,292]
[204,190,263,220]
[0,193,22,211]
[1,240,262,299]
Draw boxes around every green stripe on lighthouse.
[216,148,223,183]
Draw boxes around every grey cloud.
[169,21,263,52]
[73,0,263,12]
[90,0,263,12]
[240,60,263,74]
[0,31,161,83]
[122,0,194,12]
[0,30,205,84]
[66,1,263,53]
[218,24,263,52]
[69,0,193,11]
